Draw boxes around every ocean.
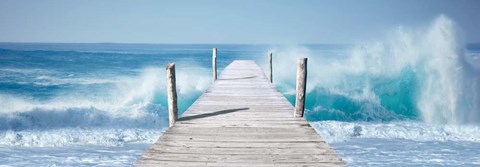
[1,16,480,166]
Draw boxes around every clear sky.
[0,0,479,44]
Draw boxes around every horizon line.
[1,41,480,46]
[0,41,356,46]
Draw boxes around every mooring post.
[166,63,178,127]
[294,58,307,118]
[268,52,273,83]
[212,48,217,81]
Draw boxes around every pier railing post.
[294,58,307,118]
[166,63,178,127]
[213,48,217,81]
[268,52,273,83]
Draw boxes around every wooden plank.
[135,60,344,166]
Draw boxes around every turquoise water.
[0,43,265,131]
[1,16,480,166]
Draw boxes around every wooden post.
[212,48,217,81]
[268,52,273,83]
[294,58,307,118]
[166,63,178,127]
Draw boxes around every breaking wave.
[272,15,480,124]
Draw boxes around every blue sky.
[0,0,479,44]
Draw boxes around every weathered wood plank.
[135,60,344,166]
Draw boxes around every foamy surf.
[270,15,480,124]
[310,121,480,166]
[0,128,164,147]
[0,15,479,166]
[311,121,480,144]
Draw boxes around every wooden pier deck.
[136,60,344,166]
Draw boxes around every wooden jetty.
[136,59,344,166]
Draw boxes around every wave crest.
[271,15,479,124]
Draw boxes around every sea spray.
[0,65,210,131]
[0,36,479,167]
[417,15,464,124]
[270,15,479,124]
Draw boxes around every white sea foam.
[311,121,480,144]
[0,143,152,166]
[0,128,163,147]
[312,121,480,166]
[270,15,480,124]
[0,66,210,130]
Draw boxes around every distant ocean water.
[1,16,480,166]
